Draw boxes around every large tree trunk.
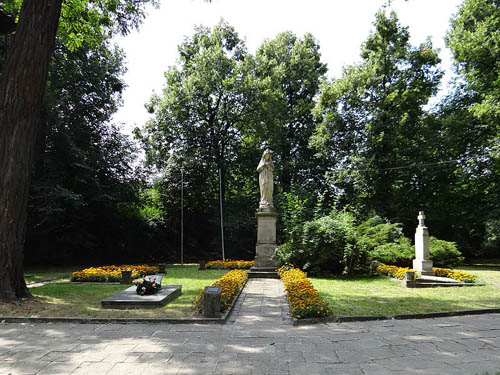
[0,0,62,300]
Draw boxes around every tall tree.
[251,32,327,193]
[136,21,254,257]
[139,21,251,193]
[447,0,500,124]
[26,41,143,265]
[312,10,442,227]
[444,0,500,255]
[0,0,63,300]
[0,0,155,300]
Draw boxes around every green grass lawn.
[312,267,500,317]
[460,265,500,284]
[2,265,226,318]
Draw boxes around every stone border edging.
[58,281,122,285]
[27,277,68,285]
[0,279,247,325]
[292,308,500,325]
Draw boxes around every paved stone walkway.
[1,278,500,374]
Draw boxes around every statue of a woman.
[257,149,274,209]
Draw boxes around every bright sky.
[112,0,464,134]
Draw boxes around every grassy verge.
[24,266,82,284]
[460,265,500,284]
[2,265,226,318]
[311,267,500,317]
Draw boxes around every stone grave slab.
[101,283,181,309]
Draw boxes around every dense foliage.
[2,1,498,270]
[277,211,463,275]
[0,0,157,299]
[312,11,443,235]
[24,41,146,265]
[277,210,363,275]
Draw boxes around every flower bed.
[205,260,255,270]
[70,265,158,282]
[277,264,330,319]
[376,264,414,280]
[194,269,248,313]
[377,263,476,283]
[433,267,477,283]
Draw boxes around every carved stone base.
[253,209,279,269]
[413,259,434,276]
[254,244,279,268]
[256,210,278,244]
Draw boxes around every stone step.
[414,281,467,287]
[247,269,279,279]
[414,275,466,287]
[419,275,459,283]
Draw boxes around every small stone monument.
[158,263,166,274]
[249,150,279,277]
[412,211,434,276]
[202,286,221,318]
[120,270,132,284]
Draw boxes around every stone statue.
[257,149,274,209]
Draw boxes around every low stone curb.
[292,316,335,326]
[27,277,68,285]
[0,316,222,324]
[292,308,500,325]
[0,279,247,325]
[57,281,122,285]
[27,277,73,288]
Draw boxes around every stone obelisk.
[412,211,434,276]
[249,150,279,277]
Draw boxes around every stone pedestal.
[202,286,221,318]
[120,270,132,284]
[413,211,434,276]
[254,208,279,268]
[404,271,416,288]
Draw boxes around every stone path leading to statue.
[1,278,500,374]
[226,278,292,326]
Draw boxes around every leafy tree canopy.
[251,31,327,192]
[312,10,442,224]
[447,0,500,121]
[0,0,158,48]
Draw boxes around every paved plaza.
[1,278,500,374]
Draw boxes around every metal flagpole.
[219,168,225,261]
[181,169,184,265]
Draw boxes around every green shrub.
[429,237,464,267]
[370,237,414,267]
[358,216,463,268]
[357,216,403,249]
[357,216,411,267]
[278,212,464,274]
[277,211,367,275]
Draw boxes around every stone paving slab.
[1,279,500,374]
